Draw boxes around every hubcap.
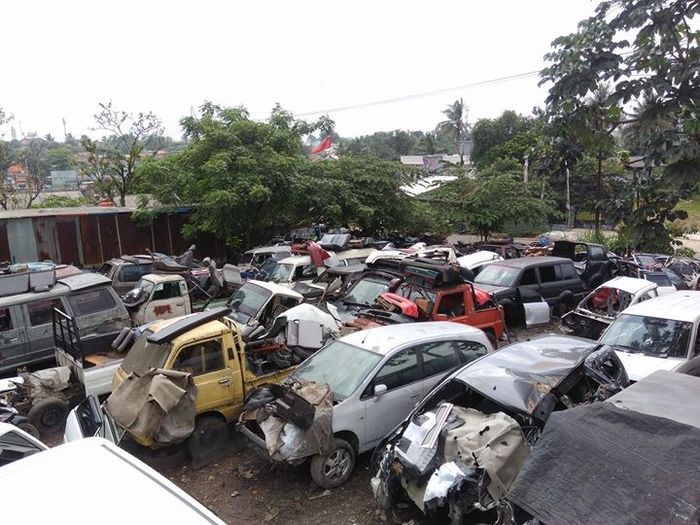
[323,448,351,481]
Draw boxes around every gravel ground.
[160,320,565,525]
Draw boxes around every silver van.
[0,273,129,375]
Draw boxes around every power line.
[295,69,542,117]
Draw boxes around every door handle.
[4,338,18,343]
[218,378,230,384]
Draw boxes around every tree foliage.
[81,102,164,206]
[436,98,469,164]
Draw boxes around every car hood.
[471,283,511,296]
[613,350,684,382]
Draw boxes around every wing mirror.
[374,384,388,397]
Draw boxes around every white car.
[240,321,494,488]
[599,291,700,381]
[456,250,503,276]
[0,421,48,467]
[0,436,225,524]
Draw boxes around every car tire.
[15,421,41,439]
[310,437,356,489]
[186,415,230,461]
[27,397,69,436]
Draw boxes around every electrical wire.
[295,70,542,117]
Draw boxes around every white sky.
[1,0,597,140]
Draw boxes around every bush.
[674,246,696,258]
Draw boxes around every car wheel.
[186,415,230,461]
[27,397,69,436]
[310,438,356,489]
[15,421,41,439]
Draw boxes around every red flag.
[311,135,332,154]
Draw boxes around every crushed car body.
[562,276,659,339]
[371,334,628,523]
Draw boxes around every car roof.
[0,438,224,524]
[278,254,312,265]
[245,279,303,299]
[0,272,112,308]
[251,245,291,256]
[453,334,599,418]
[598,276,656,295]
[485,256,572,268]
[457,250,502,269]
[619,291,700,322]
[340,321,486,355]
[142,273,185,284]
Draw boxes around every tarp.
[105,369,196,447]
[508,403,700,525]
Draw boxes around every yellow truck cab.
[112,308,294,426]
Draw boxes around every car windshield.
[228,283,272,323]
[120,330,170,374]
[644,273,673,287]
[600,313,691,358]
[474,264,520,287]
[268,263,293,283]
[344,278,390,306]
[258,257,278,276]
[293,340,382,400]
[96,263,113,277]
[581,287,633,316]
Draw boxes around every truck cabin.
[226,280,303,330]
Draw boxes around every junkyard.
[2,1,700,524]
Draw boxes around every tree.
[0,108,15,209]
[436,98,469,164]
[541,0,699,239]
[19,139,50,208]
[82,102,165,206]
[470,111,535,166]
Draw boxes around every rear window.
[118,264,152,282]
[68,288,117,316]
[27,298,62,326]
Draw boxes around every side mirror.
[374,384,388,397]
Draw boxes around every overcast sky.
[1,0,597,140]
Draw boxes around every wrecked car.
[292,264,365,303]
[505,370,700,525]
[598,290,700,381]
[237,322,494,489]
[562,276,659,340]
[550,241,613,289]
[347,259,506,346]
[371,334,628,524]
[473,256,584,325]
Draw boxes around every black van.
[473,256,585,324]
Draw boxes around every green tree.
[470,110,535,166]
[436,98,469,164]
[82,102,165,206]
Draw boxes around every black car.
[473,256,585,324]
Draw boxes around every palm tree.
[436,98,469,165]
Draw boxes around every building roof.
[619,291,700,323]
[340,321,485,355]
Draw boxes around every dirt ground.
[160,320,564,525]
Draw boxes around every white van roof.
[0,437,225,524]
[621,290,700,323]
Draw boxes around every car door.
[361,346,423,448]
[145,280,189,322]
[22,297,65,367]
[414,339,462,395]
[170,337,233,413]
[537,264,560,304]
[0,305,29,374]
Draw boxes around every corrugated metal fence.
[0,209,225,266]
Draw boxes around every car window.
[96,263,114,277]
[539,265,557,283]
[0,307,13,332]
[372,347,420,392]
[27,298,62,326]
[454,340,489,363]
[519,268,538,286]
[173,339,224,375]
[118,264,151,282]
[417,340,459,377]
[301,265,316,278]
[437,292,465,317]
[589,245,606,260]
[67,288,117,316]
[559,263,577,280]
[152,281,182,301]
[0,430,44,467]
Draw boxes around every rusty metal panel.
[33,217,60,262]
[97,214,120,260]
[117,214,152,255]
[79,215,102,266]
[152,214,172,255]
[56,216,80,265]
[7,218,38,263]
[0,221,12,262]
[168,213,190,255]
